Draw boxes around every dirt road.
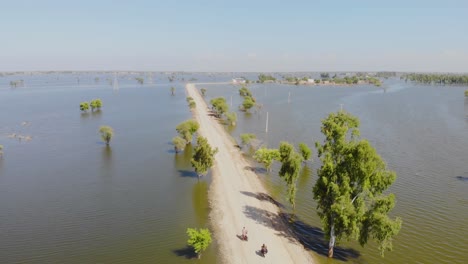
[186,83,315,264]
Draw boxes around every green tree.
[314,111,402,258]
[240,133,256,146]
[90,99,103,111]
[226,112,237,126]
[465,89,468,97]
[239,86,252,97]
[210,97,229,117]
[172,136,186,153]
[99,126,114,145]
[201,88,207,96]
[186,96,194,103]
[242,96,255,111]
[135,77,144,85]
[0,144,3,157]
[80,102,89,112]
[191,136,218,177]
[176,120,199,143]
[298,142,312,162]
[186,228,212,259]
[278,142,302,209]
[189,101,196,109]
[171,86,176,96]
[253,148,280,171]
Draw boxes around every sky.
[1,0,468,72]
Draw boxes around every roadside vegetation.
[403,73,468,85]
[191,136,218,177]
[186,228,212,259]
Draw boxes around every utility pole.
[265,112,269,133]
[288,91,291,104]
[340,103,344,112]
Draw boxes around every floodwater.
[202,80,468,264]
[1,73,467,264]
[0,73,218,263]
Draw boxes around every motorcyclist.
[261,244,268,256]
[241,227,248,240]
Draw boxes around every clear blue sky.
[2,0,468,72]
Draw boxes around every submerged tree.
[90,99,103,111]
[298,142,312,162]
[241,96,255,112]
[465,89,468,97]
[240,133,256,147]
[191,136,218,177]
[210,97,229,117]
[0,144,3,157]
[186,228,212,259]
[172,136,186,153]
[226,112,237,126]
[176,119,199,143]
[99,126,114,145]
[201,88,207,96]
[171,86,176,95]
[253,147,280,171]
[278,142,302,209]
[80,102,89,112]
[314,111,402,258]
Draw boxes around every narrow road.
[186,83,315,264]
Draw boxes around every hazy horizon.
[2,0,468,72]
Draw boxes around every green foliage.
[404,73,468,85]
[298,143,312,161]
[210,97,229,117]
[90,99,103,111]
[278,142,302,208]
[253,148,280,171]
[135,77,144,84]
[320,73,330,79]
[242,96,255,111]
[314,111,402,257]
[171,86,175,95]
[201,88,207,96]
[80,102,89,112]
[99,126,114,145]
[186,228,212,257]
[186,96,194,103]
[314,79,321,84]
[176,120,199,143]
[191,136,218,176]
[240,133,256,146]
[189,101,196,109]
[172,136,186,153]
[239,86,252,97]
[465,90,468,97]
[0,144,3,156]
[226,112,237,126]
[258,74,276,83]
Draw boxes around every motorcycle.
[241,234,248,241]
[260,246,268,257]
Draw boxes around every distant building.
[307,78,315,84]
[232,78,246,84]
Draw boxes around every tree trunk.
[328,224,335,258]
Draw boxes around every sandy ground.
[186,83,316,264]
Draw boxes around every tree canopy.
[253,148,280,171]
[278,142,302,208]
[90,99,103,111]
[298,142,312,162]
[172,136,186,153]
[241,96,255,111]
[314,111,402,258]
[191,136,218,176]
[201,88,207,96]
[176,119,199,143]
[99,126,114,145]
[186,228,212,258]
[240,133,256,146]
[226,112,237,126]
[239,86,252,97]
[80,102,89,112]
[210,97,229,117]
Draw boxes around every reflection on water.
[100,145,113,178]
[192,180,209,226]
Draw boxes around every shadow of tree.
[240,191,284,208]
[244,165,267,174]
[178,169,198,178]
[172,246,197,259]
[243,205,360,261]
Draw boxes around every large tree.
[314,111,402,258]
[191,136,218,177]
[90,99,103,111]
[278,142,302,209]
